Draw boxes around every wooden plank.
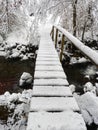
[37,54,58,57]
[30,97,80,112]
[35,65,63,71]
[37,52,58,55]
[34,71,67,79]
[36,57,59,61]
[27,111,86,130]
[32,86,72,97]
[36,61,61,65]
[38,51,57,53]
[38,49,56,51]
[34,79,69,86]
[37,55,58,58]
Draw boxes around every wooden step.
[36,61,61,65]
[30,97,80,112]
[35,65,63,71]
[34,71,67,79]
[27,111,86,130]
[32,86,72,97]
[34,78,69,86]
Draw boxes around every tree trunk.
[71,0,78,53]
[82,21,86,42]
[5,0,9,33]
[73,0,78,37]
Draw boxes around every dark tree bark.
[72,0,78,37]
[82,21,86,42]
[5,0,9,32]
[71,0,78,53]
[81,3,93,42]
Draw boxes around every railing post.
[52,26,54,41]
[60,34,65,62]
[50,26,53,36]
[55,28,58,48]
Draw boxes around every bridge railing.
[50,25,98,67]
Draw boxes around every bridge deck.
[26,25,87,130]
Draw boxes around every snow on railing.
[50,25,98,67]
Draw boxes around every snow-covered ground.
[0,15,39,128]
[0,16,40,60]
[70,78,98,126]
[0,89,33,130]
[0,32,39,60]
[75,92,98,125]
[65,57,98,127]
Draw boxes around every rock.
[81,109,93,125]
[11,51,20,58]
[17,45,22,50]
[8,93,19,103]
[95,72,98,76]
[19,72,33,88]
[95,72,98,82]
[70,57,77,64]
[4,91,10,97]
[22,55,28,60]
[78,92,98,125]
[96,77,98,81]
[84,75,90,83]
[10,43,17,49]
[69,84,76,94]
[28,53,35,59]
[21,46,26,54]
[84,75,90,80]
[91,87,96,94]
[95,83,98,96]
[0,35,3,43]
[0,124,7,130]
[83,82,95,93]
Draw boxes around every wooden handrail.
[50,25,98,67]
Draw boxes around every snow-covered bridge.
[26,25,87,130]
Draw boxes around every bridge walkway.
[26,25,87,130]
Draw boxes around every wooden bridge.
[26,24,98,130]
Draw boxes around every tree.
[0,0,23,38]
[40,0,98,41]
[72,0,78,36]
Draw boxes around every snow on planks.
[26,25,87,130]
[36,65,63,71]
[27,111,86,130]
[35,71,67,79]
[34,78,69,86]
[30,97,80,112]
[32,86,72,97]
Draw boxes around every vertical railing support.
[52,26,54,41]
[55,29,58,48]
[60,34,65,62]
